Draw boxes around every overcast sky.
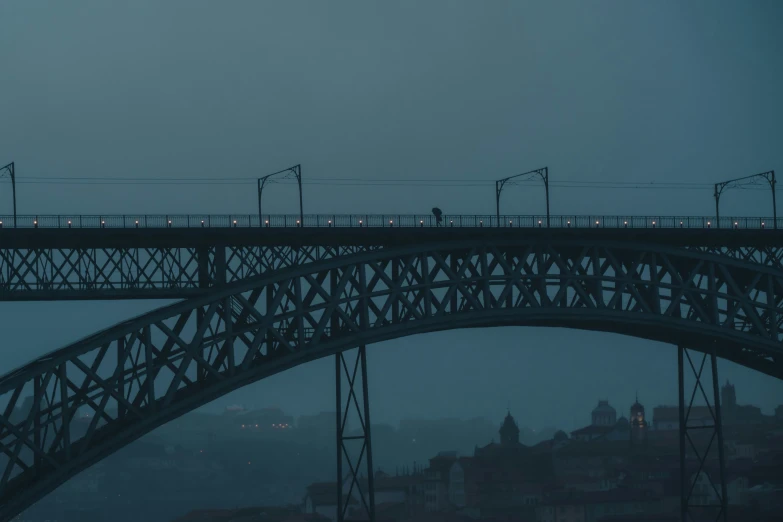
[1,1,782,433]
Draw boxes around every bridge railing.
[0,214,779,229]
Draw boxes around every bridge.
[1,213,782,522]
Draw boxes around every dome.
[614,416,630,429]
[592,400,616,415]
[553,430,568,442]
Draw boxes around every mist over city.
[1,2,782,522]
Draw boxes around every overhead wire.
[0,176,777,191]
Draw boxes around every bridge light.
[595,221,600,228]
[479,220,483,227]
[265,220,269,227]
[707,221,711,228]
[734,222,738,229]
[34,220,38,228]
[762,222,765,228]
[538,220,542,227]
[652,221,656,228]
[0,221,3,228]
[296,220,300,226]
[201,220,205,227]
[680,221,683,227]
[624,221,628,227]
[168,220,172,228]
[359,220,363,227]
[233,220,238,227]
[567,221,571,227]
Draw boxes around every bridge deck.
[2,226,783,249]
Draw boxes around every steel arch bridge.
[0,238,782,520]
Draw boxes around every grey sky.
[1,0,782,432]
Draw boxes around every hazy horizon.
[2,0,783,436]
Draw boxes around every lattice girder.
[0,239,782,521]
[1,229,782,301]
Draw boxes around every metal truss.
[336,347,375,522]
[1,229,782,300]
[678,345,727,522]
[0,239,782,520]
[0,244,375,300]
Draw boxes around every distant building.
[592,400,617,427]
[233,407,293,432]
[652,406,713,431]
[721,380,769,425]
[571,400,624,442]
[630,395,648,444]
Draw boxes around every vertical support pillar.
[678,345,687,522]
[677,344,728,522]
[710,348,728,521]
[335,347,376,522]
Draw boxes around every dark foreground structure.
[0,214,782,522]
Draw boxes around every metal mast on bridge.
[495,167,550,227]
[714,170,776,229]
[257,164,304,226]
[0,162,17,227]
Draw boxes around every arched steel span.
[1,239,782,520]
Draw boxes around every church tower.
[630,394,647,444]
[722,380,736,410]
[499,411,520,446]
